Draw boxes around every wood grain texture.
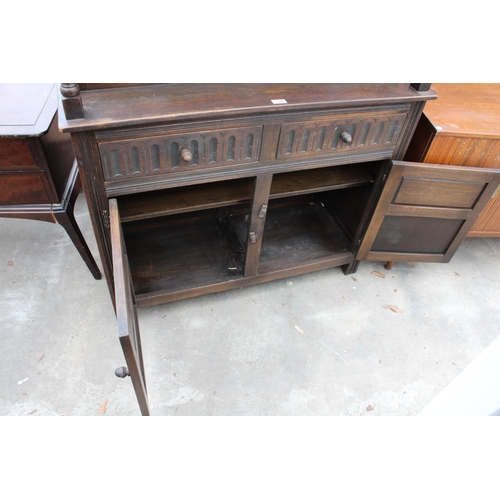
[0,139,37,168]
[117,165,374,224]
[270,164,373,198]
[423,84,500,138]
[258,198,352,274]
[123,209,246,297]
[393,177,485,209]
[424,136,500,168]
[109,199,150,415]
[0,171,53,204]
[406,84,500,236]
[358,160,500,262]
[135,253,354,307]
[98,125,263,181]
[276,112,407,159]
[244,173,273,277]
[59,84,436,132]
[469,197,500,236]
[118,178,254,222]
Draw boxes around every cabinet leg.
[54,206,102,279]
[384,261,394,270]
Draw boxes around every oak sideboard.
[58,84,500,415]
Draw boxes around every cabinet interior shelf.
[117,164,374,223]
[122,195,355,305]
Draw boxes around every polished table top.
[0,83,56,137]
[425,84,500,138]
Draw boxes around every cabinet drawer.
[99,125,263,181]
[0,170,54,204]
[0,139,37,169]
[276,111,407,161]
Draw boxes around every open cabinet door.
[358,161,500,264]
[109,199,150,416]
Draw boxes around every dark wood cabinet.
[0,83,101,279]
[58,84,500,415]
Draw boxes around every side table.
[0,83,101,279]
[405,83,500,237]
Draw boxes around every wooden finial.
[60,83,85,119]
[60,83,80,97]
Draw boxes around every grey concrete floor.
[1,193,500,416]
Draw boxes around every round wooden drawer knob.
[341,131,352,144]
[115,366,130,378]
[180,148,192,162]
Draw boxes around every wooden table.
[0,83,101,279]
[405,83,500,237]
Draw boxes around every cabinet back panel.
[123,211,245,295]
[258,198,352,273]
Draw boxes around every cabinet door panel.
[393,177,485,209]
[109,199,150,416]
[358,161,500,263]
[371,216,464,254]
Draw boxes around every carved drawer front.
[99,126,263,181]
[276,112,407,160]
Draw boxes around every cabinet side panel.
[425,136,500,168]
[403,113,436,162]
[468,194,500,236]
[39,112,76,199]
[0,139,37,168]
[424,136,500,234]
[71,132,115,303]
[392,101,427,160]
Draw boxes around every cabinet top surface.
[425,84,500,138]
[58,83,436,133]
[0,83,57,137]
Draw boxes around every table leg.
[53,206,101,279]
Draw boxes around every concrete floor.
[1,193,500,416]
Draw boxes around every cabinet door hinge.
[102,209,110,228]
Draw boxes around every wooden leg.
[52,160,101,279]
[53,206,102,279]
[384,261,394,270]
